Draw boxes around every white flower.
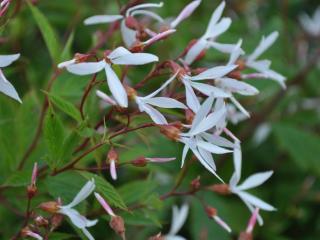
[181,64,236,112]
[0,53,22,103]
[245,31,286,88]
[58,179,97,240]
[229,146,276,225]
[299,6,320,37]
[84,2,164,48]
[60,47,158,108]
[184,1,239,65]
[169,0,201,29]
[165,204,189,240]
[179,95,233,181]
[135,72,187,124]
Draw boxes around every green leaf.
[43,107,65,169]
[47,93,81,122]
[61,31,74,61]
[80,172,127,210]
[118,180,158,205]
[1,170,31,187]
[27,1,61,63]
[59,131,81,167]
[273,123,320,173]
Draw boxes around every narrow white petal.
[237,171,273,191]
[58,208,88,229]
[248,31,279,61]
[120,21,137,48]
[230,96,250,118]
[67,61,106,75]
[190,65,237,81]
[58,59,76,69]
[108,46,132,59]
[84,15,123,25]
[0,54,20,67]
[81,228,95,240]
[242,199,264,226]
[126,2,164,16]
[140,103,168,124]
[201,133,234,148]
[208,41,242,55]
[181,143,190,168]
[227,39,244,65]
[237,191,276,211]
[183,80,200,112]
[206,17,231,39]
[190,107,226,135]
[169,204,189,235]
[104,64,128,107]
[170,0,201,28]
[132,9,164,22]
[217,77,259,96]
[0,70,22,103]
[197,140,232,154]
[189,94,215,131]
[112,53,158,65]
[143,71,179,99]
[204,1,226,38]
[197,146,216,171]
[190,81,230,98]
[143,97,187,109]
[233,140,242,181]
[96,90,117,106]
[65,179,95,208]
[184,38,207,65]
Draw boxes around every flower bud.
[207,184,231,195]
[38,201,60,214]
[205,206,217,218]
[125,16,139,30]
[159,125,181,141]
[34,216,49,227]
[27,185,37,199]
[110,215,126,240]
[148,233,164,240]
[238,232,253,240]
[185,109,195,124]
[21,227,43,240]
[108,148,118,181]
[190,176,201,190]
[131,157,147,167]
[51,214,64,231]
[228,70,242,80]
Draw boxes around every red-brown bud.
[38,201,60,214]
[108,148,118,163]
[185,109,195,124]
[35,216,49,227]
[228,70,242,80]
[110,215,126,240]
[74,53,92,63]
[27,185,37,199]
[190,176,201,190]
[238,232,253,240]
[148,233,165,240]
[125,16,140,30]
[159,125,181,141]
[131,157,147,167]
[205,206,217,218]
[207,184,231,195]
[51,213,64,231]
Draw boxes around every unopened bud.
[131,157,147,167]
[205,206,217,218]
[51,213,63,231]
[238,232,252,240]
[110,215,126,240]
[185,109,195,124]
[207,184,230,195]
[35,216,49,227]
[125,85,137,99]
[159,125,181,141]
[190,176,201,190]
[228,70,242,80]
[108,148,118,181]
[27,185,37,199]
[21,227,43,240]
[148,233,164,240]
[38,201,60,214]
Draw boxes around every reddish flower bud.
[228,70,242,80]
[185,109,195,124]
[38,201,60,214]
[27,185,37,199]
[35,216,49,227]
[125,16,140,30]
[238,232,253,240]
[190,176,201,190]
[110,215,126,240]
[159,125,181,141]
[131,157,147,167]
[207,184,231,195]
[108,148,118,181]
[205,206,217,218]
[148,233,164,240]
[74,53,92,63]
[51,214,64,231]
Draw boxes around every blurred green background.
[0,0,319,239]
